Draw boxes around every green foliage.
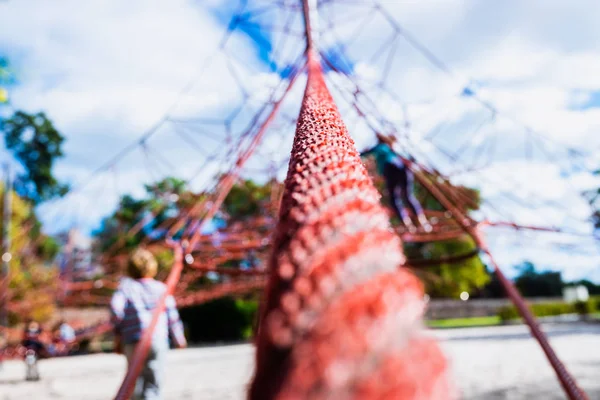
[411,237,490,298]
[479,262,591,300]
[427,316,501,329]
[235,298,260,339]
[533,302,572,316]
[95,176,278,258]
[574,300,594,315]
[94,177,193,254]
[145,177,187,197]
[222,178,280,220]
[179,297,259,343]
[1,183,59,324]
[497,305,520,321]
[514,261,564,297]
[414,172,481,214]
[477,267,506,298]
[37,236,60,260]
[2,111,69,203]
[154,248,174,275]
[497,300,596,322]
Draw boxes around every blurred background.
[1,0,600,398]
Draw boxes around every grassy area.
[427,316,501,329]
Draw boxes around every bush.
[179,297,259,343]
[498,301,575,322]
[497,299,599,322]
[533,302,573,317]
[574,300,594,315]
[497,306,520,321]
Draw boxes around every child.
[21,321,46,381]
[361,133,432,233]
[21,321,45,355]
[110,248,187,400]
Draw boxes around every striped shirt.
[110,277,186,347]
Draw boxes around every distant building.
[563,285,589,303]
[56,229,101,280]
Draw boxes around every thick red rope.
[248,50,450,399]
[322,52,589,397]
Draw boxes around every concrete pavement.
[1,323,599,399]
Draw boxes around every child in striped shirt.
[110,248,187,400]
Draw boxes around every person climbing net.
[360,132,433,233]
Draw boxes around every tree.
[93,177,198,281]
[570,279,600,295]
[2,111,69,203]
[94,176,279,269]
[476,266,506,298]
[95,177,190,249]
[222,178,280,221]
[179,296,259,342]
[514,261,564,297]
[1,57,68,203]
[91,177,273,342]
[410,236,489,298]
[1,183,58,325]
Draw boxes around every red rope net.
[4,3,592,398]
[249,50,450,399]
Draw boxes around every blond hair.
[127,248,158,279]
[376,132,397,147]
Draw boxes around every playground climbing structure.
[2,1,598,399]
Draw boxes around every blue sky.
[0,0,599,281]
[572,90,600,111]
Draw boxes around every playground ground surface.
[1,322,599,399]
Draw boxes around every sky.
[0,0,599,281]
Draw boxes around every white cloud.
[461,36,556,83]
[1,0,599,278]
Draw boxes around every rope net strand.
[112,36,306,400]
[409,164,589,400]
[249,44,450,398]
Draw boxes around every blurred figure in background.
[58,320,75,343]
[21,321,44,354]
[21,320,46,381]
[49,320,76,356]
[360,133,432,233]
[110,248,187,400]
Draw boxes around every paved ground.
[1,323,599,399]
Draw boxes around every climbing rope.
[248,42,450,398]
[324,66,588,396]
